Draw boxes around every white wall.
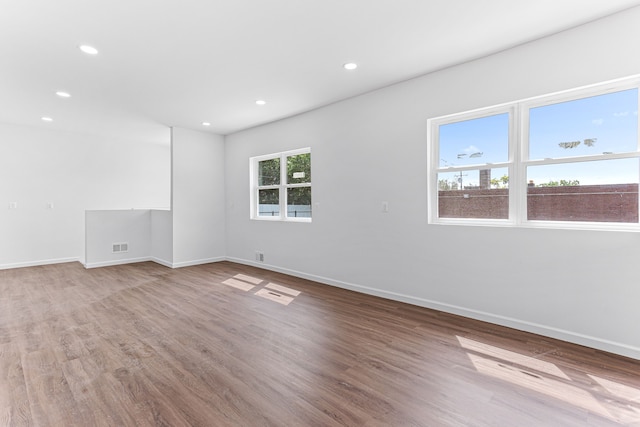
[0,123,170,269]
[85,209,152,268]
[83,126,226,269]
[151,209,173,267]
[225,7,640,359]
[172,127,226,267]
[84,209,173,268]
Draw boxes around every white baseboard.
[7,254,639,360]
[0,257,79,270]
[84,256,153,269]
[83,256,225,269]
[150,257,174,268]
[171,257,226,268]
[225,257,640,361]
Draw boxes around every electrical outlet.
[255,251,264,262]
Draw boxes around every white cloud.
[592,118,604,126]
[463,145,480,154]
[613,111,629,117]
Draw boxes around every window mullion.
[286,183,312,189]
[637,88,640,152]
[280,153,287,219]
[524,152,640,166]
[436,162,511,174]
[428,121,439,223]
[514,103,528,226]
[637,88,640,223]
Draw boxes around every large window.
[428,77,640,230]
[251,148,311,221]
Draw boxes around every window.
[251,148,311,221]
[436,111,511,220]
[428,77,640,230]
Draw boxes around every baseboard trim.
[84,257,153,269]
[225,257,640,361]
[172,257,226,269]
[6,254,639,360]
[0,257,79,270]
[83,256,225,270]
[150,257,174,268]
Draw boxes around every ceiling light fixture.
[343,62,358,70]
[41,117,53,122]
[79,45,99,55]
[202,122,211,126]
[56,91,71,98]
[256,100,266,106]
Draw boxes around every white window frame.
[250,147,312,222]
[427,75,640,231]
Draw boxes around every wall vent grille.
[112,243,129,253]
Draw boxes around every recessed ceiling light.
[41,117,53,122]
[56,91,71,98]
[79,45,98,55]
[256,100,266,106]
[202,122,211,126]
[343,62,358,70]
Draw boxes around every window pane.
[258,158,280,186]
[527,159,639,223]
[439,113,509,167]
[529,89,638,160]
[258,189,280,217]
[438,168,509,219]
[287,187,311,218]
[287,153,311,184]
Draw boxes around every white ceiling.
[2,0,640,142]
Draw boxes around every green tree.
[537,179,580,187]
[490,174,509,189]
[287,153,311,206]
[258,153,312,207]
[258,157,280,204]
[438,179,458,190]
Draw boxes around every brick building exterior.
[438,184,639,222]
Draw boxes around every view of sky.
[438,89,639,187]
[439,113,509,168]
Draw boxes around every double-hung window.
[251,148,311,221]
[428,76,640,230]
[431,108,513,221]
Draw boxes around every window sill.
[251,217,312,223]
[430,218,640,232]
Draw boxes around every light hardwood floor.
[1,261,639,426]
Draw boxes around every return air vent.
[112,242,129,253]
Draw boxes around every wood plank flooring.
[1,261,639,426]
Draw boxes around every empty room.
[2,1,640,425]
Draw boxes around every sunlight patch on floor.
[222,275,302,306]
[221,278,255,291]
[254,288,294,305]
[265,283,300,296]
[468,353,613,420]
[233,274,263,285]
[458,335,640,424]
[458,336,569,380]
